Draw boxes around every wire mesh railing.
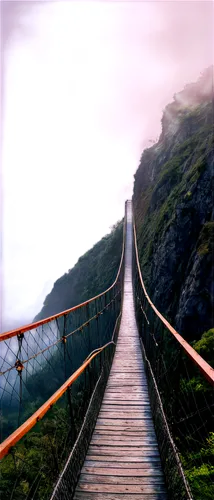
[0,286,122,441]
[133,209,214,500]
[0,205,127,499]
[0,340,118,500]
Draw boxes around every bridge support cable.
[132,203,214,500]
[0,212,126,499]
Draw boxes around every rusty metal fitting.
[15,359,24,372]
[17,333,24,341]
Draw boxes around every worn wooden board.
[74,493,167,500]
[96,419,155,427]
[79,474,164,484]
[94,426,157,435]
[76,483,166,494]
[81,467,164,476]
[92,432,156,437]
[88,446,160,455]
[84,455,162,468]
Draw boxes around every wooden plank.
[81,467,164,477]
[93,428,154,434]
[99,411,151,416]
[96,421,154,427]
[100,403,151,408]
[97,413,152,425]
[104,384,147,389]
[92,433,156,439]
[101,401,150,406]
[108,374,145,377]
[100,401,151,406]
[84,455,163,468]
[74,493,167,500]
[91,440,158,447]
[87,448,160,457]
[96,419,154,427]
[85,456,161,463]
[113,357,142,361]
[109,373,146,377]
[101,402,151,406]
[112,363,143,367]
[80,474,164,483]
[113,359,142,362]
[103,395,147,400]
[111,369,143,372]
[91,434,157,447]
[103,396,149,400]
[102,396,150,399]
[98,414,152,420]
[100,406,151,411]
[105,386,146,390]
[111,365,145,375]
[95,427,156,435]
[101,400,151,409]
[107,385,148,389]
[99,408,151,413]
[104,391,146,396]
[103,394,150,397]
[98,408,151,413]
[76,483,166,494]
[93,428,155,434]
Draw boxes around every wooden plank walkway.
[74,201,167,499]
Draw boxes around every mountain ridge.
[133,66,213,342]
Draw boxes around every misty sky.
[1,0,213,331]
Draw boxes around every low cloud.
[1,0,213,331]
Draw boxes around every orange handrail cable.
[0,341,115,460]
[132,210,214,386]
[0,207,127,342]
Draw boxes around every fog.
[1,0,213,331]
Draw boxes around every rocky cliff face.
[133,67,214,342]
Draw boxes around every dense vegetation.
[1,388,93,499]
[133,67,214,498]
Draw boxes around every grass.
[197,222,214,256]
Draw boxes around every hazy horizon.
[1,0,213,332]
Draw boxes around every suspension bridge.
[0,200,213,500]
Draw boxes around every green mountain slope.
[35,220,123,321]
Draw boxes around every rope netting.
[133,213,214,500]
[0,210,126,499]
[0,342,117,500]
[0,287,122,440]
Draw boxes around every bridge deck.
[74,201,167,499]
